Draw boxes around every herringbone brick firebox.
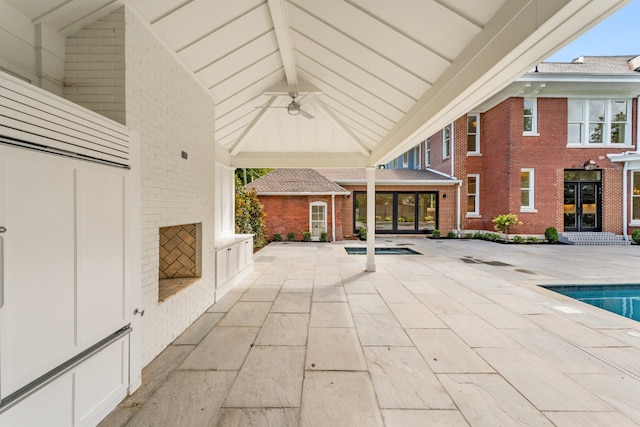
[159,223,199,279]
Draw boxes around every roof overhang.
[2,0,632,168]
[333,180,462,186]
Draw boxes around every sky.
[544,0,640,62]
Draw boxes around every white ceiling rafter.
[267,0,297,86]
[230,96,278,156]
[5,0,630,168]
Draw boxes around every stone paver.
[101,239,640,426]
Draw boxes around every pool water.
[344,247,420,255]
[543,284,640,322]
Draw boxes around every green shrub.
[632,229,640,244]
[526,236,540,243]
[398,217,406,222]
[235,176,265,248]
[512,235,524,243]
[272,233,282,242]
[544,226,559,243]
[287,231,296,241]
[303,231,312,242]
[320,232,328,242]
[358,226,367,240]
[447,231,457,239]
[384,216,392,222]
[492,214,522,234]
[431,229,441,238]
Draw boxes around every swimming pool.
[344,247,421,255]
[543,284,640,322]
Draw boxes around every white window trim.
[631,171,640,225]
[425,139,431,166]
[466,174,480,217]
[443,126,451,159]
[467,114,480,155]
[523,98,539,136]
[567,98,633,147]
[520,168,536,212]
[414,145,421,169]
[402,152,409,168]
[309,201,328,241]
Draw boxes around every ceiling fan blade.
[299,109,314,119]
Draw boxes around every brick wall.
[260,195,344,241]
[124,9,217,365]
[64,10,125,124]
[461,97,631,234]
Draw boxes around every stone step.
[560,232,630,245]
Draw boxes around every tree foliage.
[235,176,266,248]
[235,168,273,186]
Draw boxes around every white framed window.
[443,126,451,159]
[521,168,535,211]
[425,139,431,166]
[466,174,479,216]
[467,114,480,154]
[413,145,421,169]
[568,99,632,146]
[632,171,640,223]
[523,98,538,135]
[392,158,398,169]
[402,152,409,168]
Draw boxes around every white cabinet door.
[76,169,127,349]
[0,149,77,398]
[215,248,227,285]
[0,146,128,399]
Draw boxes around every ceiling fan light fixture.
[287,102,300,115]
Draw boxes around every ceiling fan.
[258,92,314,119]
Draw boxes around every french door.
[564,182,601,232]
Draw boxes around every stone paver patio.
[101,238,640,426]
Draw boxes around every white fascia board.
[518,73,640,84]
[257,191,350,196]
[332,179,461,186]
[608,152,640,162]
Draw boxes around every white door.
[0,145,129,400]
[310,202,327,241]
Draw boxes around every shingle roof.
[316,168,456,183]
[535,55,640,74]
[245,168,349,194]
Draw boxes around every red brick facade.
[260,195,345,241]
[426,96,637,235]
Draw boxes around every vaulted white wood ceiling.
[5,0,630,167]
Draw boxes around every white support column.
[366,167,376,272]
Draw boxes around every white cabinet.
[0,145,130,422]
[215,235,253,301]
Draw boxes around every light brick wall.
[124,10,217,366]
[64,10,125,125]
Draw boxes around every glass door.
[564,182,601,232]
[310,203,326,240]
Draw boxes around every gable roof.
[535,55,640,74]
[246,168,349,194]
[317,168,459,185]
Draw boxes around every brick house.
[388,55,640,241]
[248,168,459,240]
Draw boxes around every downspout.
[450,122,455,177]
[623,161,629,241]
[331,194,336,242]
[456,181,462,236]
